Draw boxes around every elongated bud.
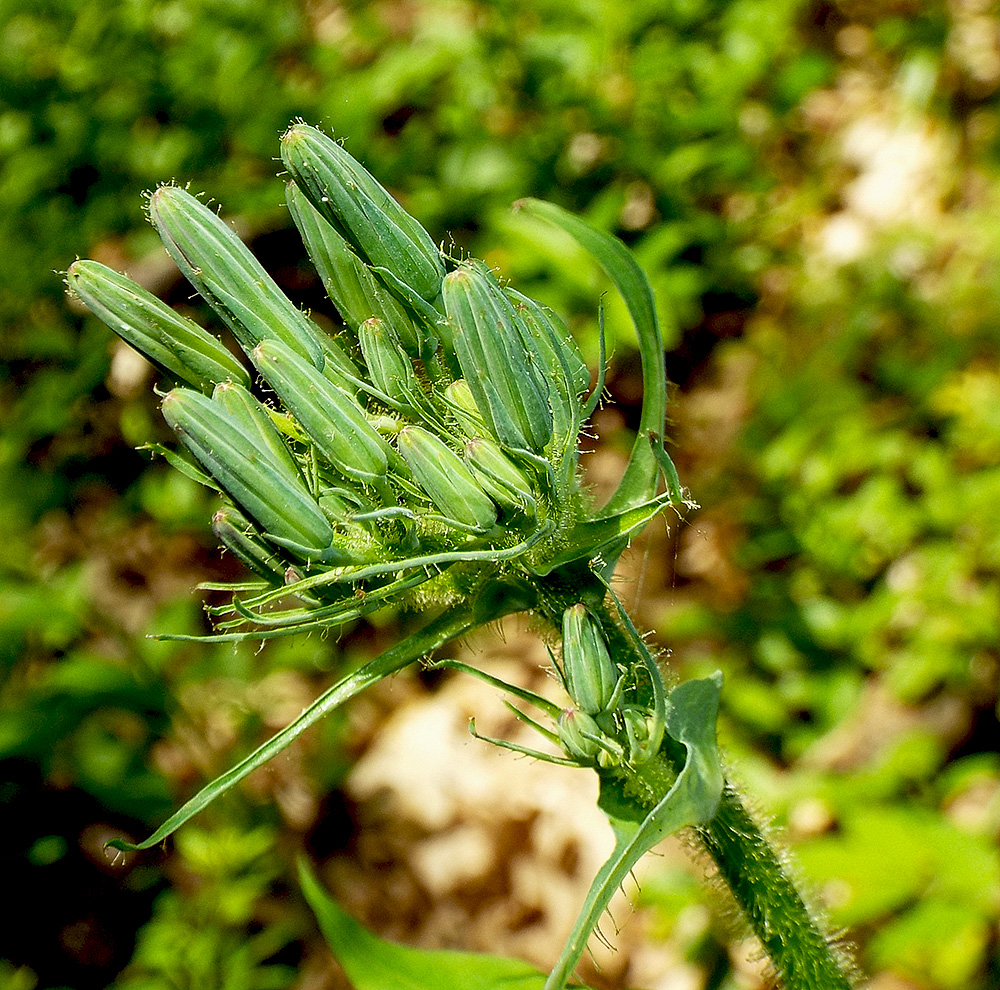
[442,263,553,452]
[443,379,487,438]
[358,318,430,416]
[212,382,304,485]
[212,506,287,583]
[161,388,335,558]
[251,338,396,485]
[285,183,430,355]
[281,123,446,303]
[148,185,355,379]
[506,289,590,450]
[463,437,535,519]
[557,708,623,768]
[561,604,620,715]
[67,260,250,392]
[398,426,497,532]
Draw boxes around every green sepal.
[543,673,724,990]
[148,184,354,379]
[67,259,250,392]
[251,338,397,485]
[398,425,497,532]
[442,263,553,453]
[160,387,335,558]
[281,123,446,303]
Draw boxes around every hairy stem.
[695,783,856,990]
[587,599,857,990]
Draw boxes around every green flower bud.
[162,388,335,559]
[560,604,620,716]
[506,288,590,451]
[397,426,497,532]
[557,708,624,768]
[148,185,355,380]
[285,183,429,356]
[212,506,287,583]
[463,437,535,519]
[620,705,661,766]
[442,263,553,453]
[358,318,430,416]
[281,123,446,303]
[212,382,304,485]
[67,260,250,392]
[251,338,397,486]
[443,379,487,439]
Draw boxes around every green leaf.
[512,199,670,516]
[106,606,480,853]
[544,674,724,990]
[299,858,589,990]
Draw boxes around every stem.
[586,599,857,990]
[696,784,856,990]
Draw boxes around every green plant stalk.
[586,601,855,990]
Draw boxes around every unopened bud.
[442,262,553,452]
[398,426,497,532]
[561,604,620,715]
[281,123,445,302]
[463,437,535,519]
[67,260,249,392]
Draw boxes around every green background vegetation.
[1,0,998,988]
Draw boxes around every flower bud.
[506,288,590,451]
[281,123,446,303]
[162,388,335,558]
[212,382,304,485]
[398,426,497,532]
[358,318,431,416]
[557,708,603,763]
[443,379,487,439]
[251,338,397,486]
[561,604,620,715]
[442,262,553,453]
[67,260,250,392]
[148,185,355,380]
[463,437,535,519]
[285,183,430,355]
[212,506,287,583]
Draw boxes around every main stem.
[589,598,857,990]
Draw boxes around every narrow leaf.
[107,606,481,853]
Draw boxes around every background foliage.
[1,1,998,988]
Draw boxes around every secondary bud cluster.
[555,605,663,768]
[67,123,613,640]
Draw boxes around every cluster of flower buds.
[556,604,664,769]
[70,123,669,641]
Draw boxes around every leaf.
[543,674,724,990]
[106,605,480,853]
[512,199,670,517]
[299,858,590,990]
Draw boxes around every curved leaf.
[107,605,480,853]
